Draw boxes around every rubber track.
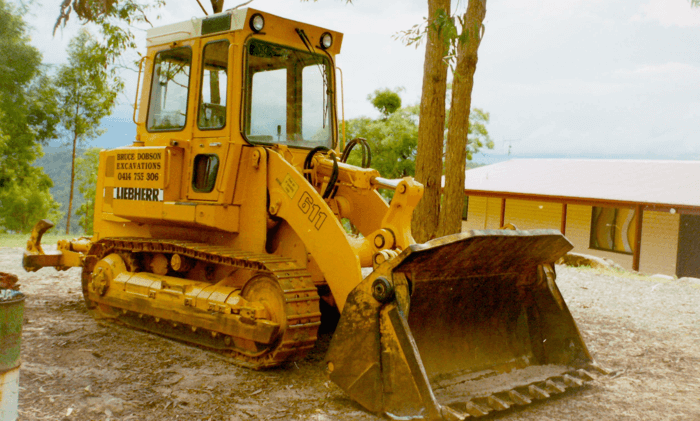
[86,238,321,368]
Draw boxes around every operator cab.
[139,8,342,151]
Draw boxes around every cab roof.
[146,8,343,55]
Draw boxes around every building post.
[633,205,644,272]
[500,198,506,228]
[560,203,568,235]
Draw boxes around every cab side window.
[147,47,192,131]
[192,154,220,193]
[198,40,229,130]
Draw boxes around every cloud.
[631,0,700,28]
[613,62,700,79]
[497,79,628,97]
[498,0,604,21]
[686,102,700,119]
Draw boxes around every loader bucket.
[326,229,603,420]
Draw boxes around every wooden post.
[633,205,644,272]
[561,203,568,235]
[500,198,506,228]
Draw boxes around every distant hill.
[35,146,89,234]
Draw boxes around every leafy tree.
[54,30,123,234]
[53,0,234,63]
[0,0,60,185]
[344,90,491,195]
[75,147,101,235]
[346,105,419,180]
[54,0,165,63]
[0,164,63,233]
[368,88,403,120]
[0,0,62,233]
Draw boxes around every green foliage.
[0,168,63,233]
[34,146,91,233]
[395,5,484,71]
[395,7,455,49]
[693,0,700,7]
[0,0,62,233]
[0,0,60,186]
[54,29,122,233]
[54,0,166,63]
[344,90,493,180]
[0,1,40,107]
[75,148,101,234]
[368,88,403,119]
[55,30,123,144]
[34,146,77,232]
[345,106,419,180]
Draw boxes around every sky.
[20,0,700,162]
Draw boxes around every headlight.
[320,32,333,49]
[250,13,264,32]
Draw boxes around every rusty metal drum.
[0,291,24,421]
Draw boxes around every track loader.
[23,8,605,419]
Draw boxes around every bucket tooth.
[586,362,610,375]
[487,395,510,411]
[528,385,550,399]
[464,401,491,417]
[563,373,585,387]
[577,369,596,381]
[441,405,469,421]
[508,389,532,405]
[545,379,567,394]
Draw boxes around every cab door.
[188,35,240,202]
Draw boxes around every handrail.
[132,56,148,125]
[336,67,346,151]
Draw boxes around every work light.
[320,32,333,49]
[250,14,264,32]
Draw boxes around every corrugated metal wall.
[638,210,680,275]
[461,196,680,276]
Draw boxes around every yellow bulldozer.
[23,8,605,419]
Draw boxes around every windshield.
[244,39,333,148]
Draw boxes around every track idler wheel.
[90,254,126,296]
[240,275,287,354]
[85,254,127,318]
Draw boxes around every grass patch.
[0,233,80,248]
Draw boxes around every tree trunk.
[66,130,77,235]
[438,0,486,237]
[412,0,451,243]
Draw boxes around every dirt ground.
[2,245,699,421]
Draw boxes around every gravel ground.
[1,245,698,420]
